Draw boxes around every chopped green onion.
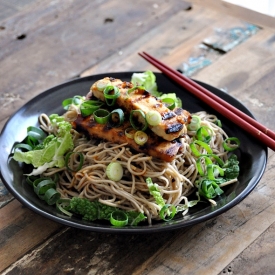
[203,154,224,167]
[134,131,148,146]
[196,126,213,143]
[19,126,47,149]
[110,210,128,227]
[34,179,56,196]
[27,126,47,141]
[94,109,110,124]
[44,188,61,205]
[103,85,120,106]
[127,85,145,97]
[56,198,73,217]
[199,179,224,199]
[96,79,112,91]
[130,110,148,131]
[62,96,84,110]
[80,100,104,117]
[106,162,123,181]
[223,137,240,151]
[206,164,225,180]
[159,204,177,221]
[145,110,162,126]
[26,175,39,186]
[108,109,124,127]
[13,143,33,152]
[161,97,176,110]
[190,140,213,157]
[65,151,84,172]
[125,127,136,139]
[196,156,213,176]
[215,119,222,127]
[187,115,201,131]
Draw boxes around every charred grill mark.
[165,123,184,134]
[121,81,133,89]
[72,114,183,162]
[129,91,151,104]
[162,111,176,120]
[174,107,184,115]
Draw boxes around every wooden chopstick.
[139,51,275,151]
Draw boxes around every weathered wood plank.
[1,1,275,275]
[0,0,191,125]
[0,200,63,272]
[2,225,185,275]
[219,223,275,275]
[194,27,275,130]
[192,0,275,28]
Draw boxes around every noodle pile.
[39,111,232,224]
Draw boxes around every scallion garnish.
[106,162,123,181]
[126,85,145,97]
[145,110,162,126]
[198,179,224,199]
[190,140,213,157]
[103,85,120,106]
[187,115,201,131]
[223,137,240,151]
[13,143,33,152]
[196,126,213,143]
[80,100,104,117]
[108,108,124,127]
[62,95,85,110]
[27,126,47,141]
[161,97,176,110]
[65,151,84,172]
[134,131,148,146]
[159,204,177,221]
[206,164,225,180]
[110,210,128,227]
[196,155,213,176]
[26,176,61,205]
[94,109,110,124]
[96,79,112,91]
[34,179,56,196]
[130,110,148,131]
[44,188,61,205]
[215,119,222,127]
[56,198,73,217]
[125,127,136,139]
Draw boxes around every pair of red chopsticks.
[139,51,275,151]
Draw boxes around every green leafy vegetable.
[68,197,146,226]
[160,93,182,108]
[223,154,240,179]
[131,70,161,97]
[146,177,165,208]
[13,114,74,175]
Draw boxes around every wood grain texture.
[1,1,275,274]
[0,200,63,272]
[0,0,191,123]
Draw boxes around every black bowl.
[0,72,267,233]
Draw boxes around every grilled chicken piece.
[72,115,183,162]
[88,77,191,141]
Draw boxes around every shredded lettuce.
[13,114,74,175]
[131,70,161,97]
[131,71,182,107]
[146,177,166,207]
[160,92,182,108]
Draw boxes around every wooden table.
[0,0,275,274]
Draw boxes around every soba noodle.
[39,111,235,225]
